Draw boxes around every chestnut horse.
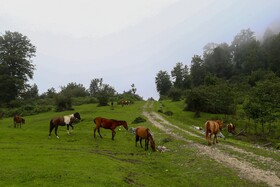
[13,115,25,128]
[205,120,223,145]
[93,117,128,140]
[49,112,81,139]
[135,126,156,151]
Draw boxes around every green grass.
[0,101,263,186]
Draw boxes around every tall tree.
[155,70,172,96]
[204,43,233,79]
[171,62,188,89]
[89,78,103,97]
[190,55,206,87]
[0,31,36,104]
[231,28,256,74]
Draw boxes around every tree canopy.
[0,31,36,105]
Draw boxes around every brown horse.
[49,112,81,139]
[135,126,156,151]
[205,120,223,145]
[13,115,25,128]
[93,117,128,140]
[227,123,236,134]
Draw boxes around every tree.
[243,77,280,135]
[231,28,257,74]
[21,83,39,99]
[155,70,172,96]
[204,43,233,79]
[96,84,116,106]
[60,82,88,97]
[171,62,185,89]
[0,31,36,104]
[190,55,206,87]
[89,78,103,97]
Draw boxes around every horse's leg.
[67,124,70,135]
[49,124,55,138]
[70,124,74,133]
[97,127,103,138]
[213,134,217,144]
[136,135,139,147]
[139,138,143,148]
[55,126,59,139]
[94,127,97,138]
[111,129,116,140]
[145,139,149,150]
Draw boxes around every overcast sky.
[1,0,280,100]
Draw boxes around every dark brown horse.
[49,112,81,139]
[93,117,128,140]
[205,120,223,145]
[135,126,156,151]
[13,115,25,128]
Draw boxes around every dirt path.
[142,102,280,187]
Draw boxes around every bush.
[55,95,73,112]
[164,111,173,116]
[132,117,147,124]
[185,84,236,115]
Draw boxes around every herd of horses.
[13,112,236,149]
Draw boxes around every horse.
[205,120,223,145]
[49,112,81,139]
[135,126,156,151]
[13,115,25,128]
[227,123,236,135]
[93,117,128,140]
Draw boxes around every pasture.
[0,101,275,186]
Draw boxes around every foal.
[135,126,156,151]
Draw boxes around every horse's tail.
[93,118,96,124]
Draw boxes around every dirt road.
[142,102,280,187]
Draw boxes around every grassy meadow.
[0,101,269,186]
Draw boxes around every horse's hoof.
[48,136,51,139]
[56,136,59,139]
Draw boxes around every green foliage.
[54,94,73,112]
[131,116,146,124]
[168,87,182,101]
[243,77,280,135]
[155,70,172,96]
[60,82,89,98]
[185,84,236,115]
[0,31,36,104]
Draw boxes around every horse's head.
[22,118,25,124]
[216,120,223,131]
[149,136,156,152]
[121,121,128,130]
[73,112,81,120]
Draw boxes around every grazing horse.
[13,115,25,128]
[49,112,81,139]
[93,117,128,140]
[135,126,156,151]
[227,123,236,135]
[205,120,223,145]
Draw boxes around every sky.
[1,0,280,100]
